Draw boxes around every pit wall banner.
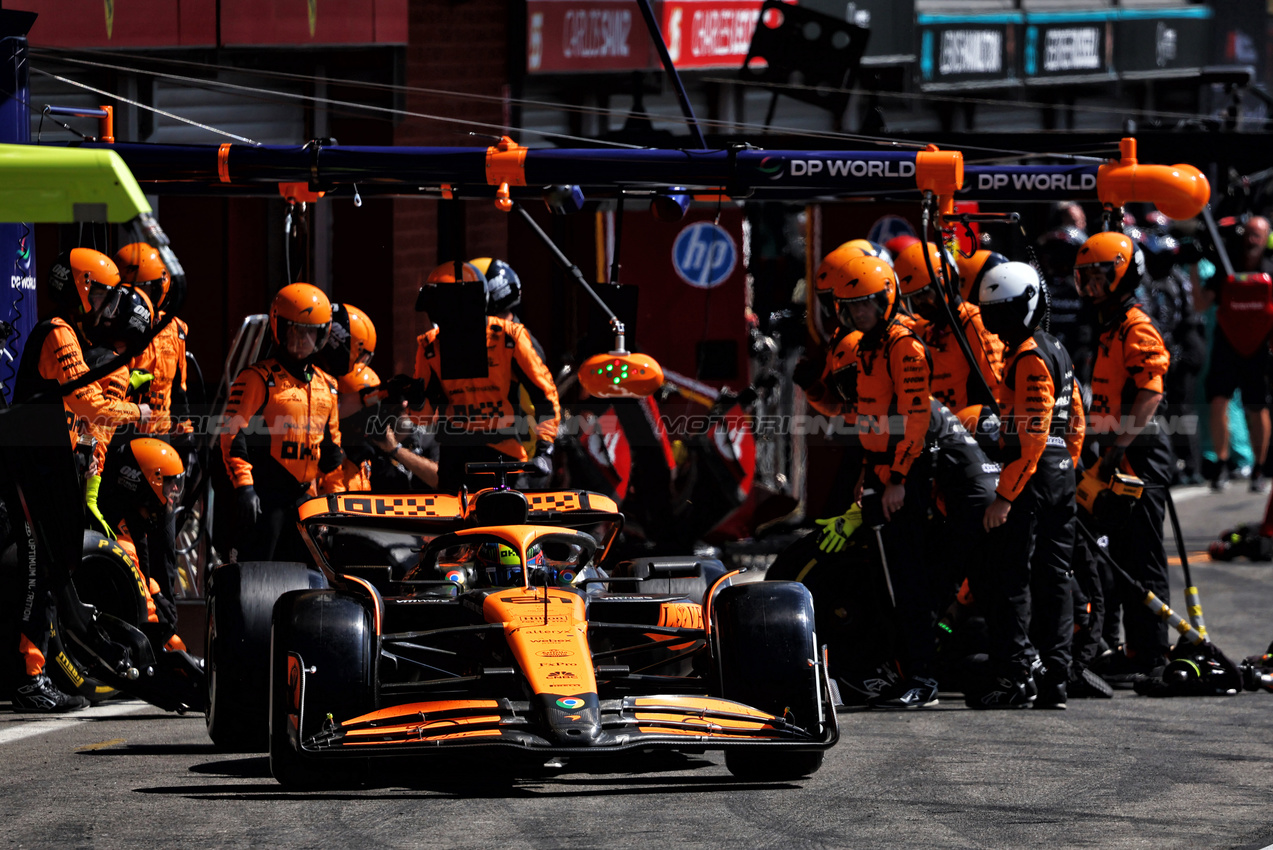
[526,0,787,74]
[918,7,1214,91]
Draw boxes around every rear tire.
[713,581,825,780]
[269,589,375,789]
[205,562,326,752]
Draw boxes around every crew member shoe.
[870,675,939,709]
[11,673,88,713]
[1034,679,1068,710]
[836,663,903,706]
[965,677,1033,709]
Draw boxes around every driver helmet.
[476,541,526,587]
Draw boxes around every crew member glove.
[235,485,262,526]
[1098,445,1126,482]
[383,374,427,409]
[152,591,179,631]
[529,440,555,477]
[84,474,116,540]
[127,370,153,402]
[813,505,864,553]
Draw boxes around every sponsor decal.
[547,671,579,680]
[537,649,573,658]
[757,156,785,180]
[789,159,914,179]
[1043,28,1100,73]
[940,30,1002,75]
[658,602,705,630]
[55,652,84,688]
[556,697,586,709]
[973,172,1097,193]
[672,222,737,289]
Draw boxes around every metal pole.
[634,0,708,149]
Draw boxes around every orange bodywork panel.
[346,700,500,724]
[630,696,773,718]
[484,587,597,698]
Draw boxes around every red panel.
[620,209,749,391]
[526,0,654,74]
[219,0,375,46]
[180,0,218,45]
[17,0,215,47]
[373,0,409,44]
[660,0,766,69]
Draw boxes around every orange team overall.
[9,248,148,712]
[116,243,191,438]
[975,261,1084,709]
[221,283,344,562]
[412,262,560,491]
[895,241,1004,411]
[826,252,939,709]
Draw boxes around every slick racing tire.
[269,589,375,789]
[712,581,825,781]
[53,531,154,704]
[205,562,327,752]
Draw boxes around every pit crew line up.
[0,248,560,712]
[789,222,1181,710]
[0,211,1218,714]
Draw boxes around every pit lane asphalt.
[3,484,1273,850]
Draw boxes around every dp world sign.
[672,221,737,289]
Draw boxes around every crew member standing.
[895,241,1005,410]
[975,261,1084,709]
[220,283,344,562]
[1076,231,1174,679]
[826,252,937,709]
[9,249,149,711]
[412,262,560,491]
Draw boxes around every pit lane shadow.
[136,751,805,799]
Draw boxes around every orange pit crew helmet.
[323,303,378,378]
[416,261,487,316]
[1074,231,1140,301]
[270,282,332,349]
[830,254,897,332]
[338,362,381,395]
[955,250,1009,305]
[47,247,122,318]
[842,238,893,266]
[122,437,186,515]
[895,242,954,307]
[114,242,171,312]
[812,242,876,331]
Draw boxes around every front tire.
[713,581,825,780]
[269,589,375,789]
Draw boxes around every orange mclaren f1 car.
[203,463,838,787]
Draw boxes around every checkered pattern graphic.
[527,492,582,513]
[336,495,461,518]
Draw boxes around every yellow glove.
[84,474,116,540]
[813,505,863,553]
[127,370,153,402]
